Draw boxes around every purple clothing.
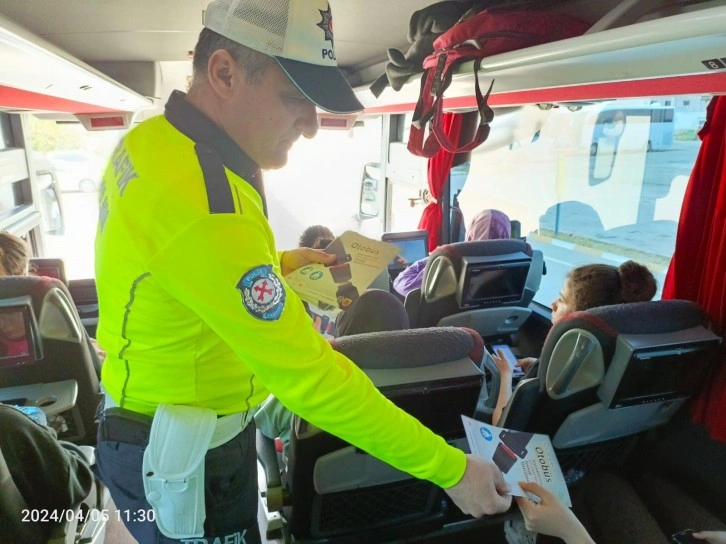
[393,258,427,297]
[394,209,512,297]
[465,209,511,242]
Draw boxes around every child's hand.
[694,531,726,544]
[516,481,595,544]
[515,357,538,373]
[493,349,513,377]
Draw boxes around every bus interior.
[0,0,725,543]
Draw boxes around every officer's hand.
[444,454,512,517]
[280,248,336,276]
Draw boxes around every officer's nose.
[296,101,319,139]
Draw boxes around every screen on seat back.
[33,266,62,281]
[0,306,35,369]
[381,231,429,269]
[610,341,717,408]
[458,254,530,308]
[389,238,428,268]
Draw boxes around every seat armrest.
[480,350,500,412]
[77,445,95,465]
[256,430,283,512]
[499,378,540,431]
[403,288,421,328]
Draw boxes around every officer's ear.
[207,49,240,99]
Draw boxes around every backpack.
[408,8,591,157]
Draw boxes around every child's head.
[299,225,335,249]
[0,232,30,276]
[551,261,657,324]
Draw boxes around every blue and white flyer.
[462,415,571,506]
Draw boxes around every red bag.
[408,9,591,157]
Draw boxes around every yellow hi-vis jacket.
[95,91,465,488]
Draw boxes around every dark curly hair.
[567,260,657,312]
[299,225,334,249]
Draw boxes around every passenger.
[297,224,409,336]
[0,234,32,358]
[0,232,31,276]
[93,2,511,542]
[493,261,657,424]
[0,404,95,541]
[0,232,106,364]
[393,208,512,297]
[299,224,334,250]
[515,474,726,544]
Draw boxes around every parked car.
[47,150,103,192]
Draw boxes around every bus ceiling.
[0,1,724,120]
[0,11,151,119]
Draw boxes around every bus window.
[264,116,385,249]
[26,116,126,280]
[457,95,709,309]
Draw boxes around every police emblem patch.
[316,5,334,46]
[237,265,285,321]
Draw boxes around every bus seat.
[0,421,106,544]
[258,327,490,543]
[499,299,720,485]
[30,258,68,286]
[0,276,101,445]
[404,239,543,337]
[450,206,466,243]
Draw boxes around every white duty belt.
[140,403,252,539]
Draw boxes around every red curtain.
[418,113,463,252]
[662,96,726,441]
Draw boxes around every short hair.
[0,232,30,276]
[567,260,657,312]
[299,225,334,249]
[191,28,273,84]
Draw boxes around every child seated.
[493,260,657,424]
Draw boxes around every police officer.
[94,1,512,542]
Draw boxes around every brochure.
[306,304,340,340]
[284,230,400,311]
[461,415,571,506]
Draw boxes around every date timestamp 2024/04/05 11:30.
[21,507,156,524]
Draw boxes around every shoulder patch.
[237,265,285,321]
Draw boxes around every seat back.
[30,258,68,286]
[500,300,720,483]
[285,327,485,542]
[0,276,100,444]
[450,207,466,243]
[405,239,543,336]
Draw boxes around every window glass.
[0,113,13,149]
[265,116,384,249]
[27,116,126,279]
[458,96,708,309]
